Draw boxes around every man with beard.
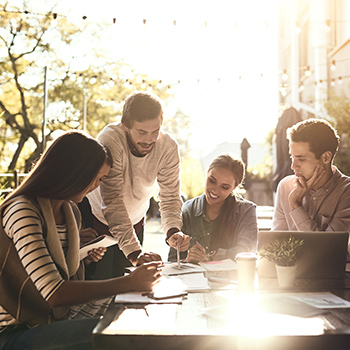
[271,118,350,257]
[84,91,190,278]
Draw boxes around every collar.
[192,193,241,217]
[311,165,341,194]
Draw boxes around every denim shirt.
[168,193,258,262]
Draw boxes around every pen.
[177,244,180,269]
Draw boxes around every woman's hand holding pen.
[184,241,207,264]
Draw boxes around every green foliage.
[324,91,350,176]
[259,236,304,267]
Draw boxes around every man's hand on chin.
[288,165,325,211]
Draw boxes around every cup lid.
[235,252,257,261]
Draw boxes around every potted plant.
[259,236,304,287]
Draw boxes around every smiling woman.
[168,153,258,263]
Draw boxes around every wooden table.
[93,273,350,350]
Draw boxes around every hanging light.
[280,87,287,97]
[282,69,288,81]
[330,60,336,71]
[330,79,335,87]
[305,66,311,77]
[338,77,343,84]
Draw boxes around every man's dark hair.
[287,118,340,160]
[121,91,163,128]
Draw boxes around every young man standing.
[272,118,350,256]
[85,91,190,277]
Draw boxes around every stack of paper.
[162,262,207,276]
[114,292,183,304]
[199,259,237,272]
[79,235,118,260]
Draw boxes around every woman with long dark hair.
[169,154,257,263]
[0,130,162,350]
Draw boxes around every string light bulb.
[338,77,342,84]
[305,66,311,77]
[330,60,336,71]
[280,87,287,97]
[282,69,288,81]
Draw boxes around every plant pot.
[275,265,297,287]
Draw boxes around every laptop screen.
[257,231,349,279]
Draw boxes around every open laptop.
[257,231,349,279]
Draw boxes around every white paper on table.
[287,292,350,309]
[175,273,210,292]
[114,292,182,304]
[162,262,207,276]
[79,235,118,260]
[199,259,237,272]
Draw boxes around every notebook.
[257,231,349,279]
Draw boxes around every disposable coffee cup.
[235,252,257,291]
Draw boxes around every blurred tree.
[324,92,350,176]
[0,2,170,172]
[0,2,82,171]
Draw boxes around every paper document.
[115,276,187,304]
[114,292,182,304]
[162,262,207,276]
[287,292,350,309]
[79,235,118,260]
[199,259,237,272]
[176,273,210,292]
